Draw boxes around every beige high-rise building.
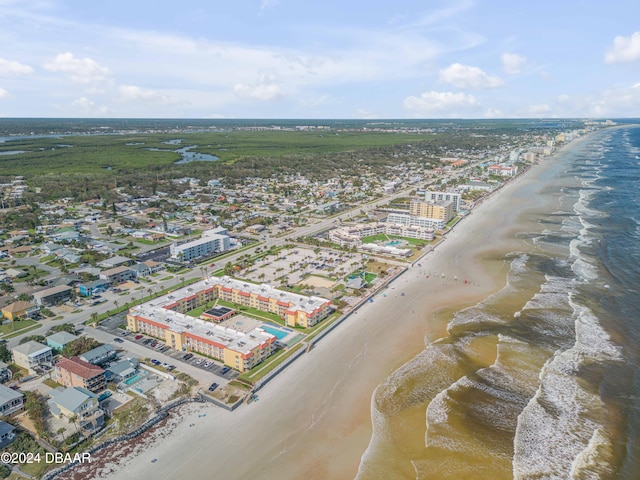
[409,199,454,224]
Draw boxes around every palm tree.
[57,427,66,443]
[68,414,79,433]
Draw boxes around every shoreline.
[65,136,590,480]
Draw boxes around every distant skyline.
[1,0,639,119]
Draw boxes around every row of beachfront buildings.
[328,190,463,256]
[126,276,332,372]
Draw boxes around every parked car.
[204,361,212,368]
[151,359,160,365]
[113,337,124,344]
[220,366,230,375]
[183,353,193,360]
[195,358,204,365]
[208,383,218,392]
[135,335,143,340]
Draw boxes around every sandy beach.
[67,140,585,480]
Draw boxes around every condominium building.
[386,213,446,230]
[424,191,462,212]
[170,227,231,262]
[33,285,72,307]
[409,199,454,224]
[126,276,332,371]
[329,222,434,248]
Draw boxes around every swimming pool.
[261,325,288,340]
[386,240,403,246]
[124,374,143,385]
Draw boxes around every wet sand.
[93,140,586,480]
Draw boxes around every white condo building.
[424,191,462,212]
[170,227,231,262]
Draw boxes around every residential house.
[79,345,117,367]
[0,420,16,449]
[46,331,79,352]
[12,341,53,374]
[77,279,109,297]
[98,256,132,269]
[1,301,39,320]
[0,384,24,416]
[47,387,104,433]
[33,285,72,307]
[107,358,139,383]
[54,357,106,393]
[129,263,150,278]
[0,362,10,383]
[142,260,164,274]
[99,266,134,285]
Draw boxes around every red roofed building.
[54,357,106,393]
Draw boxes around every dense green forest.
[0,119,581,201]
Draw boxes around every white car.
[204,361,212,368]
[195,358,204,365]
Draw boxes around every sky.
[0,0,639,119]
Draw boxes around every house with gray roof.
[48,387,104,433]
[46,331,79,352]
[0,420,16,448]
[107,358,139,383]
[79,344,116,366]
[0,384,24,416]
[12,341,53,374]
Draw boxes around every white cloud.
[233,83,285,101]
[501,53,526,74]
[0,87,9,99]
[0,57,34,76]
[44,52,109,83]
[403,91,479,116]
[118,85,181,106]
[605,32,640,63]
[439,63,504,89]
[70,96,110,115]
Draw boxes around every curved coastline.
[84,133,594,480]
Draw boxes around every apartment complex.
[127,307,276,372]
[409,199,455,223]
[424,191,462,212]
[329,222,434,248]
[126,276,332,371]
[169,227,230,262]
[33,285,72,307]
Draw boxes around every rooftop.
[0,384,23,404]
[46,331,79,345]
[146,275,329,315]
[12,340,52,356]
[130,305,274,355]
[56,357,105,380]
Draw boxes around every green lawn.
[0,319,38,336]
[215,299,284,325]
[238,343,305,384]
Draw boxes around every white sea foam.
[512,293,623,479]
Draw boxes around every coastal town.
[0,120,608,478]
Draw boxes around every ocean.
[356,125,640,479]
